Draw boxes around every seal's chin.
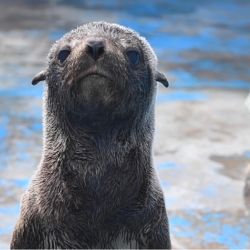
[77,72,112,93]
[81,73,109,80]
[74,73,115,108]
[78,73,111,92]
[69,74,118,127]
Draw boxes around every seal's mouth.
[76,67,111,82]
[83,72,108,79]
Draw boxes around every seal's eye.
[126,49,140,66]
[58,49,71,63]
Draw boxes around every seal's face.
[32,22,168,125]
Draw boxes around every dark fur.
[11,22,171,249]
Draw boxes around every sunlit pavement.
[0,1,250,248]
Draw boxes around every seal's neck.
[42,99,154,163]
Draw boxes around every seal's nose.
[86,39,105,61]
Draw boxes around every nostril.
[86,40,105,61]
[86,45,94,58]
[98,46,104,57]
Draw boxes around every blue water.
[0,179,29,189]
[0,86,43,97]
[158,162,179,170]
[156,91,208,103]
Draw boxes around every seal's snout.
[86,38,105,61]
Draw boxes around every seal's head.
[32,22,168,127]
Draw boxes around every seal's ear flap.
[155,71,169,88]
[32,70,47,85]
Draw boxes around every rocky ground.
[0,1,250,248]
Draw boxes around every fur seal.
[11,22,171,249]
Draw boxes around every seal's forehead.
[65,22,140,43]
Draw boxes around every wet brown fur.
[11,22,171,249]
